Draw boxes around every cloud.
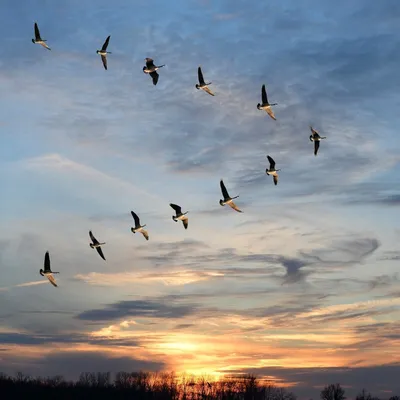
[0,332,82,346]
[15,280,49,288]
[0,280,49,292]
[0,328,151,349]
[76,299,198,322]
[378,251,400,261]
[348,194,400,207]
[21,153,158,202]
[0,351,165,381]
[174,323,195,330]
[368,274,399,290]
[290,297,400,328]
[74,269,224,287]
[299,237,381,268]
[278,257,311,284]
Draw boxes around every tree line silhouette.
[0,371,398,400]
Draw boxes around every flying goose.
[143,57,165,85]
[266,155,280,185]
[32,22,51,50]
[170,203,188,229]
[219,179,242,212]
[257,84,277,120]
[309,126,327,156]
[39,251,59,287]
[130,211,149,241]
[196,66,215,96]
[89,230,106,260]
[96,35,111,70]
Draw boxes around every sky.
[0,0,399,398]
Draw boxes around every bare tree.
[14,371,30,383]
[320,384,346,400]
[115,371,132,389]
[45,375,65,387]
[78,371,96,387]
[273,387,297,400]
[96,371,111,387]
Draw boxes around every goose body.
[196,66,214,96]
[89,230,106,260]
[96,35,111,70]
[219,179,242,212]
[257,84,277,120]
[39,251,59,287]
[32,22,51,50]
[266,155,280,185]
[170,203,188,229]
[309,126,327,156]
[143,57,165,85]
[130,211,149,240]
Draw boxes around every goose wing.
[89,230,99,245]
[46,274,58,287]
[267,155,275,169]
[314,140,320,156]
[131,211,141,228]
[170,203,182,215]
[261,84,268,104]
[44,251,51,273]
[220,179,230,200]
[266,107,276,120]
[34,22,41,41]
[273,175,278,186]
[96,246,106,261]
[203,86,215,96]
[40,42,51,50]
[198,66,205,85]
[146,58,155,69]
[101,35,110,51]
[182,216,188,230]
[229,201,243,213]
[141,230,149,241]
[150,71,159,85]
[101,54,107,70]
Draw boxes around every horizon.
[0,371,397,400]
[0,0,399,399]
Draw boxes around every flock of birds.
[31,22,328,287]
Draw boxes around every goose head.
[257,103,261,110]
[219,199,224,206]
[131,227,136,234]
[39,269,44,276]
[309,135,314,142]
[195,84,200,90]
[142,66,147,72]
[89,243,94,248]
[32,39,36,44]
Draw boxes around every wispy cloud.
[0,280,48,292]
[21,153,159,202]
[74,270,224,287]
[75,299,199,322]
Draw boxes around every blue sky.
[0,0,400,398]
